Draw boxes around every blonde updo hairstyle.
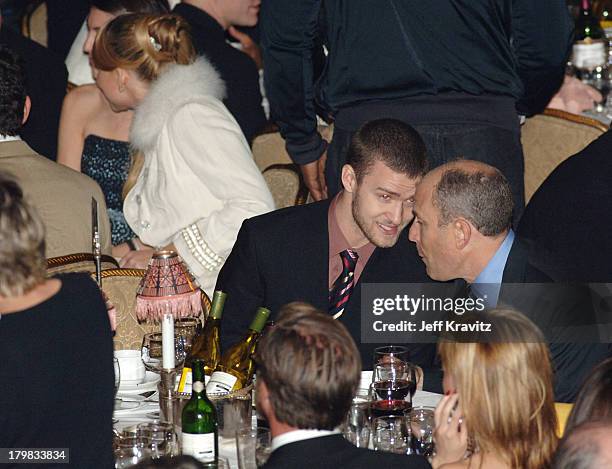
[91,13,196,198]
[0,172,46,298]
[438,308,558,469]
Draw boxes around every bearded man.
[216,118,434,370]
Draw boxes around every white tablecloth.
[115,372,443,468]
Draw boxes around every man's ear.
[453,218,472,250]
[341,164,358,193]
[22,96,31,126]
[256,378,273,421]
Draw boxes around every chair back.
[21,0,48,47]
[521,108,607,202]
[96,268,211,351]
[47,253,120,276]
[262,164,309,208]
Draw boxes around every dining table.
[114,371,443,468]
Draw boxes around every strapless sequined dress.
[82,135,135,245]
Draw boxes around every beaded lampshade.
[135,250,202,321]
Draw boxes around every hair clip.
[149,35,162,52]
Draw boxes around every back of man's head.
[0,46,26,137]
[256,302,361,430]
[553,421,612,469]
[432,160,513,236]
[346,118,427,182]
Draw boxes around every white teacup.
[115,350,146,385]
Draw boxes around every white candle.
[162,313,175,370]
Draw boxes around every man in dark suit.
[0,13,67,160]
[173,0,266,144]
[519,130,612,283]
[257,303,431,469]
[217,119,435,372]
[408,159,610,402]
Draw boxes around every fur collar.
[130,57,226,152]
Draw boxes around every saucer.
[118,371,160,395]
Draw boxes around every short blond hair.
[0,172,46,297]
[438,308,558,469]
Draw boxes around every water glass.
[137,421,178,457]
[342,397,371,448]
[409,406,435,457]
[114,436,153,468]
[236,427,272,469]
[372,415,411,454]
[113,358,120,397]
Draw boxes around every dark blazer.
[518,130,612,282]
[173,3,266,144]
[262,434,431,469]
[459,236,611,402]
[0,27,68,160]
[216,199,436,371]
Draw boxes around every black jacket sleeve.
[215,219,266,350]
[512,0,574,115]
[260,0,327,165]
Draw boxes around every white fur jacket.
[125,57,275,296]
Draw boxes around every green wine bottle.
[181,359,218,466]
[206,307,271,394]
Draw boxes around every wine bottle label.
[206,371,237,394]
[177,369,211,394]
[573,41,607,69]
[182,432,215,463]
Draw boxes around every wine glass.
[409,406,436,457]
[370,360,414,418]
[343,397,371,448]
[373,345,410,369]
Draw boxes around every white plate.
[117,371,160,395]
[114,400,142,414]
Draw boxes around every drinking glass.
[373,345,410,368]
[372,415,411,454]
[113,358,121,397]
[409,406,435,457]
[342,397,371,448]
[141,332,187,372]
[137,421,178,457]
[114,436,153,468]
[236,427,272,469]
[174,317,201,358]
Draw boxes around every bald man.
[554,421,612,468]
[408,159,610,402]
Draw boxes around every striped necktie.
[329,249,359,320]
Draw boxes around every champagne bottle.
[206,307,271,394]
[573,0,607,71]
[181,359,218,466]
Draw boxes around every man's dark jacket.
[459,236,611,402]
[0,27,67,160]
[262,434,431,469]
[216,199,436,373]
[261,0,573,165]
[174,3,266,144]
[519,130,612,283]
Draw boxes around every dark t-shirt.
[0,273,114,469]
